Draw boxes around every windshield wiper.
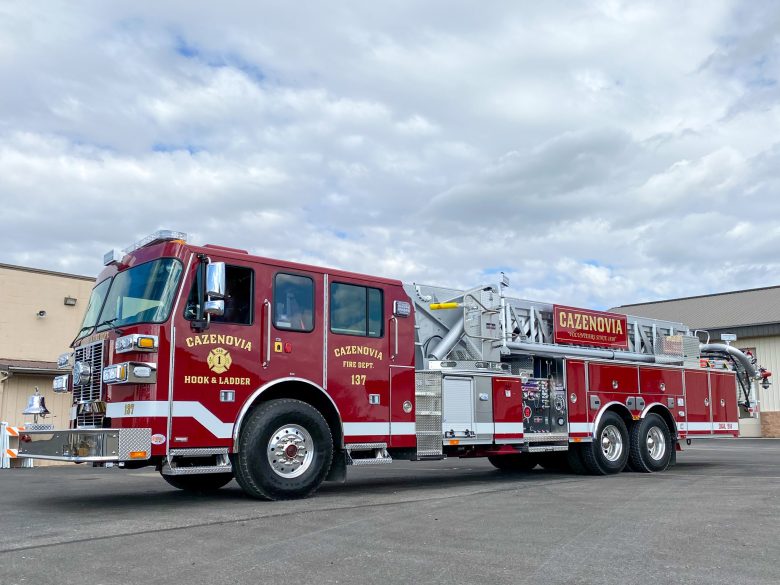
[94,317,120,330]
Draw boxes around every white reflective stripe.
[569,422,593,434]
[107,401,167,418]
[390,422,415,435]
[106,401,233,439]
[474,422,494,435]
[685,422,713,431]
[343,422,390,436]
[495,422,524,435]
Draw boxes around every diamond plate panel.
[117,428,152,460]
[169,447,229,456]
[415,371,443,457]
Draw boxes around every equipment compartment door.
[492,378,524,442]
[442,377,474,438]
[710,372,739,435]
[684,370,711,435]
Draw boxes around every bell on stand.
[22,387,50,423]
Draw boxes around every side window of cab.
[330,282,383,337]
[273,273,315,332]
[184,265,254,325]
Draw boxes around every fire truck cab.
[18,231,770,500]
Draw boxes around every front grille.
[77,413,104,429]
[73,341,105,404]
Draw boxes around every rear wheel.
[234,399,333,500]
[566,444,588,475]
[488,454,538,472]
[536,452,569,472]
[629,414,672,472]
[581,411,629,475]
[161,473,233,493]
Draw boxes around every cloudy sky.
[1,1,779,309]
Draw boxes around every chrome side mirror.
[204,299,225,317]
[206,262,226,299]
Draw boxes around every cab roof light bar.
[104,230,188,266]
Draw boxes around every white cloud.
[1,0,779,312]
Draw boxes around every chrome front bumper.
[17,428,152,463]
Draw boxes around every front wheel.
[488,454,538,472]
[234,399,333,500]
[629,414,672,472]
[581,411,629,475]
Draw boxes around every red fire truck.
[19,231,771,499]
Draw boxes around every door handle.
[262,299,271,368]
[390,316,398,360]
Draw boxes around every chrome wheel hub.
[600,425,623,462]
[646,427,666,461]
[267,424,314,478]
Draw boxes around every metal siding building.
[0,263,95,464]
[613,286,780,437]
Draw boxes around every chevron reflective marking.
[106,401,233,439]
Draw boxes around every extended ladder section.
[405,282,697,369]
[403,281,765,449]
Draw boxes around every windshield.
[76,278,112,339]
[90,258,183,334]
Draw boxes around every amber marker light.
[128,451,148,459]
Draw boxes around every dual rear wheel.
[580,411,672,475]
[490,411,673,476]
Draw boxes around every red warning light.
[284,343,292,353]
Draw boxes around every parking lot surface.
[1,438,779,585]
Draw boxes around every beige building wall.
[0,263,95,465]
[0,264,95,361]
[734,335,780,437]
[0,373,73,429]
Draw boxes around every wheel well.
[239,381,344,449]
[644,405,677,438]
[599,403,634,432]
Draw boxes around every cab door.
[326,279,391,443]
[172,260,261,447]
[255,268,324,390]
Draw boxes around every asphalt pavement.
[1,438,778,585]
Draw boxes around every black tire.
[488,454,538,472]
[628,413,672,473]
[581,411,630,475]
[161,473,233,493]
[566,444,588,475]
[234,399,333,500]
[536,452,569,472]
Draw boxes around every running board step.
[346,442,392,466]
[162,449,232,475]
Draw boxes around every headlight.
[53,374,70,393]
[102,362,157,384]
[57,352,73,369]
[115,334,158,354]
[102,364,128,384]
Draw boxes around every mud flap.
[326,450,347,482]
